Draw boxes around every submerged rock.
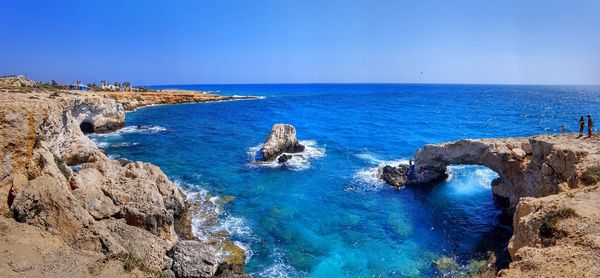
[260,124,305,161]
[380,164,411,188]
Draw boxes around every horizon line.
[142,81,600,87]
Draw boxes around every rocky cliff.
[410,135,593,208]
[500,185,600,277]
[380,134,600,276]
[0,89,245,277]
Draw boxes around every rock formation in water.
[0,88,246,277]
[260,124,305,162]
[379,135,592,208]
[379,164,411,188]
[379,134,600,276]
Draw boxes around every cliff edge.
[0,88,245,277]
[381,134,600,277]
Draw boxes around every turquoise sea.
[91,84,600,277]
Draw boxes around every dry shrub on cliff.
[539,207,577,246]
[52,153,71,179]
[581,166,600,185]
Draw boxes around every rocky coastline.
[0,83,251,277]
[79,89,261,111]
[3,76,599,277]
[378,134,600,276]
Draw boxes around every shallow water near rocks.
[93,84,600,277]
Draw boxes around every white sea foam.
[174,180,256,264]
[89,125,167,137]
[96,142,110,148]
[257,249,302,278]
[232,94,266,100]
[447,165,498,190]
[351,152,409,191]
[96,142,139,149]
[247,140,326,171]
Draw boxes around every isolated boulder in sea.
[380,164,411,188]
[278,154,293,163]
[260,124,305,161]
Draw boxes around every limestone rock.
[170,240,219,278]
[511,148,527,160]
[0,75,38,87]
[0,89,204,274]
[500,185,600,277]
[379,164,411,188]
[409,135,596,208]
[80,89,259,111]
[260,124,305,161]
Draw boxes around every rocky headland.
[80,89,260,111]
[379,134,600,276]
[0,80,249,277]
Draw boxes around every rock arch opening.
[79,121,95,134]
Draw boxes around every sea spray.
[247,140,326,171]
[351,152,409,191]
[89,125,167,138]
[175,180,255,264]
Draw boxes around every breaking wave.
[350,152,409,191]
[256,249,303,278]
[247,140,326,171]
[96,142,139,149]
[89,125,167,137]
[174,180,256,263]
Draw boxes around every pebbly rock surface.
[0,88,246,277]
[170,240,219,278]
[260,124,305,162]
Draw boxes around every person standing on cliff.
[579,116,585,137]
[588,115,594,138]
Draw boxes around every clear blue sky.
[1,0,599,85]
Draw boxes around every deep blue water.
[92,84,600,277]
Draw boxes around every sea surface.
[91,84,600,277]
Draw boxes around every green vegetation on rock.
[539,207,577,246]
[581,166,600,185]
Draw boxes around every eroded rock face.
[500,185,600,277]
[170,240,219,278]
[0,90,233,275]
[404,135,595,208]
[260,124,305,161]
[378,134,600,275]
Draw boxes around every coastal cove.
[93,83,600,277]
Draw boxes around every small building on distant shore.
[69,81,87,91]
